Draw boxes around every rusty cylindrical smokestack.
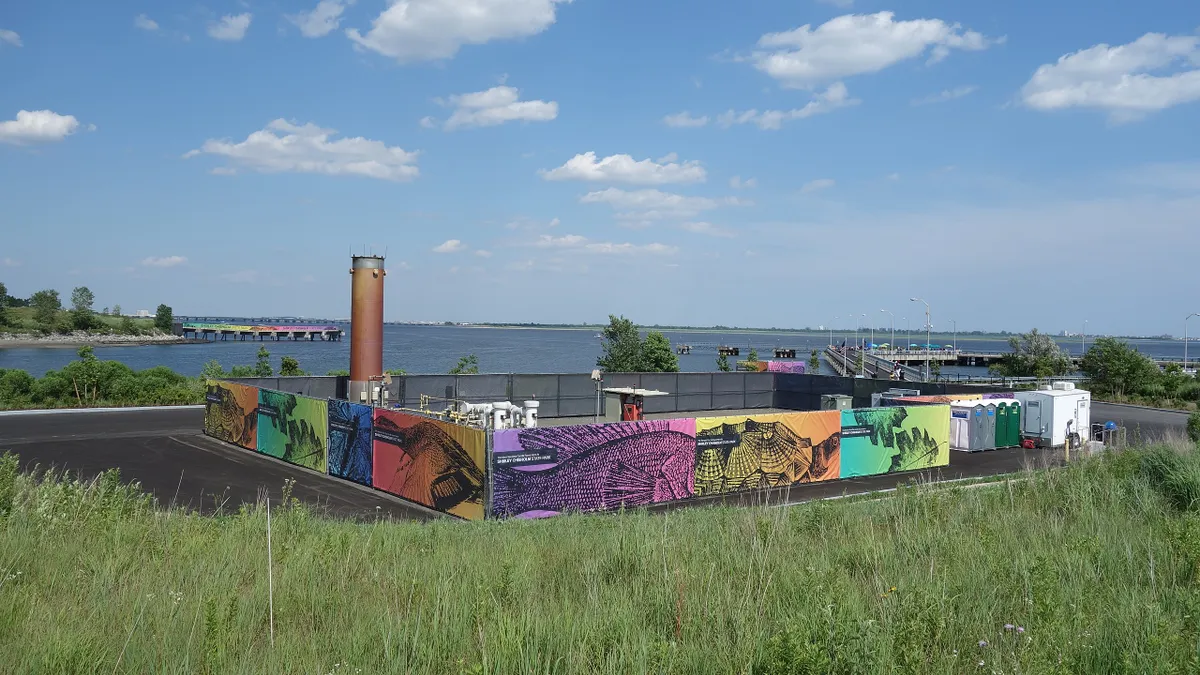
[349,255,385,403]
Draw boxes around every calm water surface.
[0,324,1191,378]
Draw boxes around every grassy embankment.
[0,306,157,335]
[5,443,1200,672]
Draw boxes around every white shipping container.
[1014,385,1090,448]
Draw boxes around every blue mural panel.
[328,400,374,486]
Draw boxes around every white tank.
[523,400,540,428]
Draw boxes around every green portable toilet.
[995,403,1010,447]
[1008,402,1021,446]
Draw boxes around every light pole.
[829,316,837,348]
[1082,320,1087,356]
[881,309,894,355]
[951,319,957,352]
[911,297,931,381]
[1187,313,1199,371]
[860,313,867,376]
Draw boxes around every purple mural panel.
[491,419,697,518]
[767,361,806,374]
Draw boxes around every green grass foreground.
[4,447,1200,673]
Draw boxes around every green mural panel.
[257,390,328,472]
[839,406,950,478]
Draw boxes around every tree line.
[0,281,173,335]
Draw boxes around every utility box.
[1015,384,1090,448]
[603,388,669,422]
[821,394,853,411]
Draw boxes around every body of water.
[1,324,1192,378]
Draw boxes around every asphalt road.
[0,407,442,521]
[0,402,1188,520]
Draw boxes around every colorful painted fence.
[257,390,329,472]
[839,406,950,478]
[372,408,487,521]
[328,401,374,486]
[694,411,839,496]
[203,379,258,450]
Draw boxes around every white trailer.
[1014,383,1090,448]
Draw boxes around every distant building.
[136,309,152,318]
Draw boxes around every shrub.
[1189,412,1200,444]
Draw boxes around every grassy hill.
[2,443,1199,672]
[1,306,157,334]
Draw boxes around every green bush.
[1189,412,1200,444]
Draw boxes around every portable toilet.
[970,404,987,452]
[950,404,972,451]
[983,404,997,450]
[995,402,1011,447]
[1008,401,1021,447]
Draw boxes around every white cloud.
[541,152,706,185]
[752,11,998,88]
[579,187,748,221]
[289,0,352,38]
[0,29,20,47]
[346,0,570,63]
[183,119,419,182]
[680,221,734,238]
[475,249,493,258]
[221,270,259,283]
[0,110,81,145]
[437,85,557,130]
[534,234,677,255]
[1021,33,1200,122]
[419,116,437,129]
[663,111,709,128]
[729,176,757,189]
[912,85,978,105]
[141,255,187,268]
[801,178,836,194]
[1,257,20,267]
[134,14,159,31]
[208,13,252,41]
[433,239,465,253]
[716,82,859,130]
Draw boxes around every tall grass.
[2,444,1200,673]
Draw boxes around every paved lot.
[0,407,442,521]
[0,402,1188,520]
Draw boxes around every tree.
[747,348,759,363]
[450,354,479,375]
[326,369,350,377]
[641,331,680,373]
[0,281,7,326]
[154,304,173,333]
[254,346,273,377]
[101,307,108,315]
[112,304,122,316]
[1079,337,1159,398]
[717,353,732,372]
[279,356,303,376]
[989,329,1073,379]
[30,289,62,329]
[597,315,644,372]
[70,286,95,330]
[384,368,406,375]
[809,349,820,375]
[200,360,226,379]
[119,316,138,335]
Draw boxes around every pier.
[175,321,343,342]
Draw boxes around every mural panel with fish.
[491,419,697,518]
[372,409,487,520]
[839,406,950,478]
[693,411,840,496]
[203,379,258,451]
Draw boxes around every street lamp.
[911,297,931,381]
[951,319,957,352]
[829,316,837,348]
[860,313,867,376]
[1082,319,1088,356]
[881,309,894,355]
[1187,313,1200,371]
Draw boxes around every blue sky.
[2,0,1199,336]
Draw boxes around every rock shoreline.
[0,331,194,349]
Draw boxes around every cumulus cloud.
[534,234,677,255]
[541,152,706,185]
[0,110,81,145]
[663,111,709,128]
[435,85,557,130]
[141,255,187,268]
[208,13,252,41]
[801,178,836,194]
[912,85,978,105]
[716,82,859,130]
[580,187,748,220]
[433,239,465,253]
[346,0,570,63]
[0,29,20,47]
[183,119,419,181]
[289,0,353,38]
[1021,33,1200,122]
[729,176,757,189]
[475,249,493,258]
[134,14,159,31]
[752,11,998,88]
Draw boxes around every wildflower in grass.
[1017,626,1025,634]
[1004,623,1014,631]
[978,640,988,648]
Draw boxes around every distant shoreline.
[0,333,202,350]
